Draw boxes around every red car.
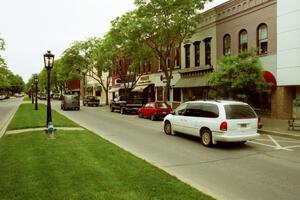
[138,101,172,121]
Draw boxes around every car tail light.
[220,121,227,131]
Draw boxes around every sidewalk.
[259,117,300,140]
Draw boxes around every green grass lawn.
[0,131,214,200]
[23,96,31,101]
[7,103,78,130]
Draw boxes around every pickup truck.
[110,95,143,114]
[83,96,100,107]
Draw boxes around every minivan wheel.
[120,107,125,114]
[151,115,156,121]
[201,129,213,147]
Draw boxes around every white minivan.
[163,100,260,147]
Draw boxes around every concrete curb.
[0,103,20,138]
[5,127,85,135]
[258,129,300,140]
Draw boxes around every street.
[47,100,300,200]
[0,98,22,137]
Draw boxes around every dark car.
[61,95,80,110]
[138,101,172,120]
[83,96,100,107]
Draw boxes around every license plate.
[240,124,247,128]
[162,112,166,114]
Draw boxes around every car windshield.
[156,102,170,108]
[225,104,257,119]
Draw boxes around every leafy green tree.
[133,0,211,101]
[208,49,268,102]
[105,11,153,97]
[0,38,6,68]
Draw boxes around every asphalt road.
[48,101,300,200]
[0,97,22,137]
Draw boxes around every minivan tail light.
[220,121,228,131]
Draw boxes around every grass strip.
[23,96,31,101]
[0,131,214,200]
[7,103,78,130]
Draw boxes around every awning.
[109,87,121,93]
[174,75,209,88]
[131,85,149,92]
[263,71,276,88]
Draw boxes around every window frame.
[184,44,191,68]
[223,34,231,55]
[239,29,248,52]
[257,23,268,55]
[193,41,201,67]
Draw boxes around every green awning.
[174,75,209,88]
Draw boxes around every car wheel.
[110,106,114,112]
[138,112,143,118]
[151,115,156,121]
[201,129,213,147]
[120,107,125,114]
[164,121,175,135]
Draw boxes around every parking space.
[249,134,300,152]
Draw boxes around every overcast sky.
[0,0,228,82]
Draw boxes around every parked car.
[52,93,61,100]
[138,101,172,120]
[14,93,24,97]
[61,95,80,110]
[110,95,143,114]
[0,95,6,100]
[83,96,100,107]
[163,100,260,147]
[38,93,47,100]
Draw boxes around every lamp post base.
[47,133,55,140]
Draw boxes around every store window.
[157,87,163,101]
[173,88,181,101]
[257,23,268,55]
[239,29,248,52]
[194,41,200,67]
[223,34,231,55]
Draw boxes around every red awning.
[263,71,276,88]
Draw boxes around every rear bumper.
[213,132,260,142]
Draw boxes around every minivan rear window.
[225,105,256,119]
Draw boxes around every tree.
[133,0,211,101]
[208,48,268,102]
[0,38,6,68]
[105,11,153,97]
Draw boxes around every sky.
[0,0,228,83]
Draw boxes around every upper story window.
[158,57,162,71]
[203,37,212,66]
[184,44,191,68]
[193,41,201,67]
[223,34,231,55]
[239,29,248,52]
[257,23,268,55]
[174,46,181,68]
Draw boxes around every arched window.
[223,34,231,55]
[257,23,268,55]
[239,29,248,52]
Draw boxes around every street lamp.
[31,83,34,104]
[34,75,38,110]
[43,50,55,138]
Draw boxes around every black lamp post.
[43,50,54,134]
[31,83,34,104]
[34,75,38,110]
